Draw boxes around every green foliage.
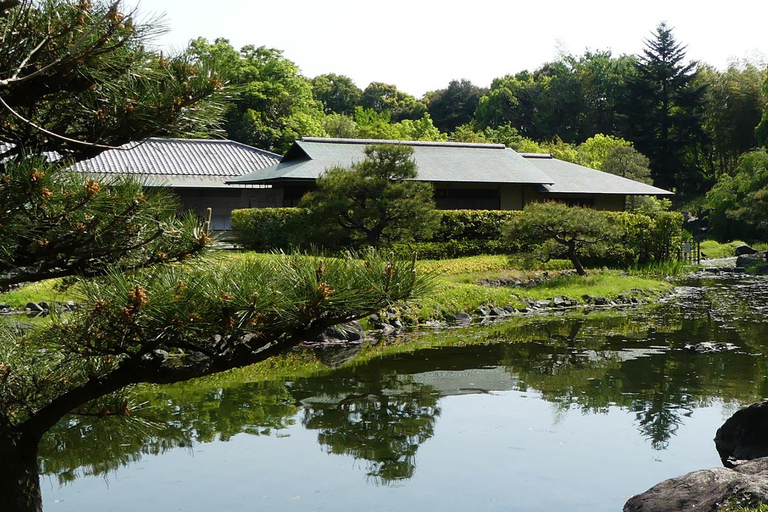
[387,239,518,260]
[299,144,439,248]
[699,62,767,177]
[425,79,486,133]
[323,112,359,138]
[576,134,633,169]
[0,1,226,291]
[609,210,684,263]
[705,149,768,241]
[230,207,304,251]
[1,250,427,423]
[187,38,326,153]
[433,209,520,241]
[755,69,768,148]
[0,4,426,509]
[623,22,708,196]
[0,159,210,290]
[310,73,362,116]
[504,202,622,275]
[0,2,226,161]
[360,82,427,122]
[232,206,682,266]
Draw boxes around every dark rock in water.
[736,244,759,255]
[684,342,738,354]
[623,457,768,512]
[313,321,364,343]
[715,401,768,468]
[476,306,490,317]
[453,312,473,325]
[593,297,608,306]
[25,301,44,312]
[489,307,508,317]
[737,253,766,267]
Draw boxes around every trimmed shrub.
[434,210,521,242]
[230,208,305,251]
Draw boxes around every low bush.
[230,208,305,251]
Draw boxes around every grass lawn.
[408,255,672,322]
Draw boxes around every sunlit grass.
[1,280,76,307]
[699,239,768,259]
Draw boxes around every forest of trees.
[186,23,768,208]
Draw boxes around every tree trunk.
[568,245,586,276]
[0,431,43,512]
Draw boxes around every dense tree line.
[188,24,767,207]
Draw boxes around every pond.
[40,269,768,511]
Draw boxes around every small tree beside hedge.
[504,202,622,275]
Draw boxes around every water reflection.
[295,373,440,485]
[39,273,768,487]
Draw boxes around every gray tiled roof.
[229,138,554,185]
[521,154,674,196]
[71,138,280,188]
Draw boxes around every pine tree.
[623,22,708,197]
[0,3,424,510]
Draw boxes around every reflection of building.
[228,138,673,211]
[71,138,281,230]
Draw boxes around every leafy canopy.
[705,149,768,241]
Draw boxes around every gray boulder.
[313,321,365,343]
[715,401,768,467]
[623,457,768,512]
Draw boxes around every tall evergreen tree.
[623,22,708,197]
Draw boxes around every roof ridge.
[300,137,505,150]
[519,152,554,159]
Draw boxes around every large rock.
[736,252,766,268]
[715,401,768,467]
[623,458,768,512]
[735,244,759,256]
[313,320,365,343]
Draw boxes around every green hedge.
[433,210,521,241]
[230,208,305,251]
[231,207,683,264]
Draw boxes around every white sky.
[137,0,767,98]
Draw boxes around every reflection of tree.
[295,373,440,485]
[38,381,299,484]
[497,309,766,450]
